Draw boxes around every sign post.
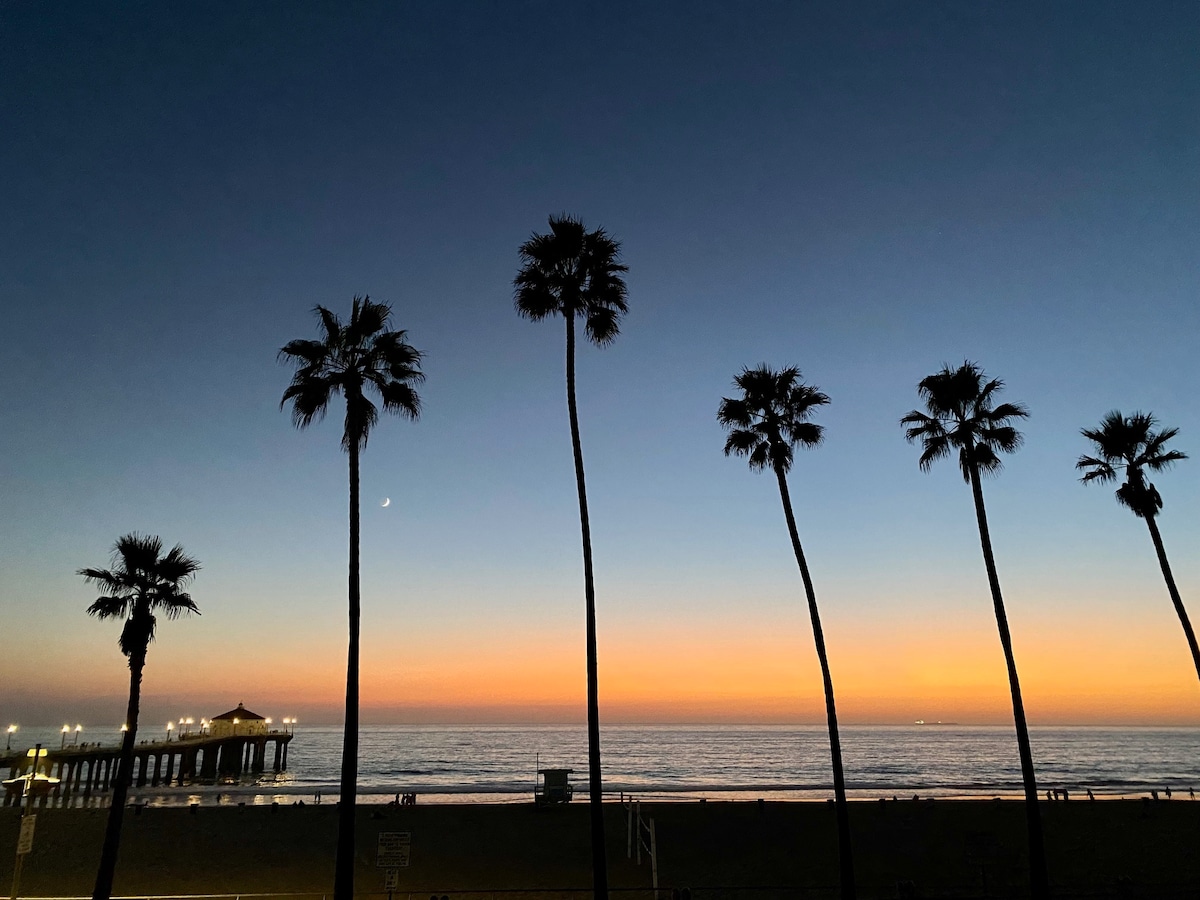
[377,831,411,900]
[10,814,36,900]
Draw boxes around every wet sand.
[2,799,1198,898]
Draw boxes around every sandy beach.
[2,799,1198,898]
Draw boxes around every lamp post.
[5,725,15,751]
[185,717,195,737]
[166,722,174,742]
[60,725,69,749]
[73,724,82,746]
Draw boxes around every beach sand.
[2,799,1198,898]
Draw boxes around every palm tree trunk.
[92,648,145,900]
[968,463,1049,899]
[774,467,855,900]
[333,437,361,900]
[1144,515,1200,682]
[566,313,608,900]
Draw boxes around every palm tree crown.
[901,361,1029,480]
[514,214,628,343]
[279,296,423,451]
[80,533,200,658]
[718,365,829,473]
[1077,411,1187,518]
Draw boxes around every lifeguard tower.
[535,768,574,806]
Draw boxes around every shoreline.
[23,782,1192,809]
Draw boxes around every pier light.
[61,724,70,748]
[166,721,174,741]
[5,725,15,751]
[120,724,128,733]
[74,724,82,745]
[185,717,194,736]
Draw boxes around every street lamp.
[5,725,15,751]
[61,725,70,749]
[166,722,174,741]
[185,717,195,737]
[74,724,82,746]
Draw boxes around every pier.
[1,729,293,806]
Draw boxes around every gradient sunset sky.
[2,2,1198,728]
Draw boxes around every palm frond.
[1145,449,1187,471]
[1079,409,1186,516]
[316,305,342,345]
[281,378,334,429]
[377,380,422,420]
[83,534,201,657]
[514,214,628,344]
[346,296,390,348]
[718,364,827,476]
[86,595,130,620]
[917,435,952,472]
[717,397,754,430]
[583,306,621,346]
[281,298,424,453]
[748,441,771,471]
[1076,455,1117,483]
[723,428,761,458]
[904,362,1025,482]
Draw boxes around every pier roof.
[212,702,265,721]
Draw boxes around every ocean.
[13,724,1200,807]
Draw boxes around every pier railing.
[2,731,293,806]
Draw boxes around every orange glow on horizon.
[7,591,1199,726]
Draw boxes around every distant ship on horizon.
[914,720,959,725]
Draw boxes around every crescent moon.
[381,498,391,508]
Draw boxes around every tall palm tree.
[717,365,855,900]
[901,361,1048,899]
[82,534,200,900]
[1077,411,1197,681]
[514,214,628,900]
[279,296,423,900]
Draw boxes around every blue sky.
[1,2,1198,725]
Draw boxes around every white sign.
[377,832,412,868]
[17,815,37,855]
[383,868,400,890]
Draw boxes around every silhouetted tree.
[718,365,855,900]
[514,214,628,900]
[901,361,1048,900]
[280,297,423,900]
[82,534,201,900]
[1077,411,1197,681]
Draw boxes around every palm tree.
[901,361,1048,899]
[514,214,628,900]
[279,296,423,900]
[82,534,200,900]
[717,365,855,900]
[1077,411,1197,681]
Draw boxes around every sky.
[1,2,1198,730]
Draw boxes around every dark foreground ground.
[2,799,1198,899]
